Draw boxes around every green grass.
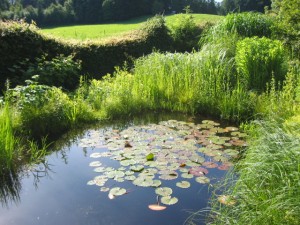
[40,14,223,41]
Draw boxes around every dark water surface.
[0,113,231,225]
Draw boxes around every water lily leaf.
[218,164,231,170]
[90,152,103,158]
[133,177,153,187]
[120,159,136,167]
[213,155,228,162]
[94,167,105,173]
[189,167,209,176]
[181,173,193,179]
[106,170,125,179]
[146,153,154,161]
[195,176,210,184]
[151,180,162,187]
[161,196,178,205]
[225,127,239,132]
[130,165,144,172]
[155,187,173,197]
[87,180,96,185]
[218,195,236,206]
[202,161,218,168]
[231,131,247,138]
[176,181,191,188]
[109,187,126,197]
[114,177,125,182]
[224,149,239,157]
[89,161,102,167]
[125,171,134,176]
[100,187,110,192]
[125,175,136,181]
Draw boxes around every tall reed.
[0,100,19,171]
[208,120,300,225]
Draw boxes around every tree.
[0,0,10,10]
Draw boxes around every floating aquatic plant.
[84,119,247,207]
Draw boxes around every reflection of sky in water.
[0,115,233,225]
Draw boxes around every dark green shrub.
[169,13,202,52]
[25,54,82,90]
[236,37,287,92]
[0,17,172,90]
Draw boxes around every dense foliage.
[0,0,219,26]
[0,16,174,89]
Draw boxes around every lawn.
[41,14,223,41]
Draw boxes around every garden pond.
[0,113,246,225]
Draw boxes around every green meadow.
[41,14,222,40]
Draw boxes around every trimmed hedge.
[0,16,172,89]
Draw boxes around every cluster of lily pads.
[81,120,247,209]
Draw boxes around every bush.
[25,54,82,90]
[235,37,287,92]
[169,13,202,52]
[0,17,172,90]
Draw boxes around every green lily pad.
[195,176,210,184]
[106,170,125,179]
[130,165,144,172]
[151,180,162,187]
[133,177,153,187]
[90,152,102,158]
[109,187,126,196]
[125,175,136,181]
[161,196,178,205]
[87,180,95,185]
[100,187,110,192]
[155,187,173,197]
[176,181,191,188]
[181,173,193,179]
[146,153,154,161]
[94,167,106,173]
[89,161,102,167]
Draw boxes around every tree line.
[0,0,272,26]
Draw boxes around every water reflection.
[0,169,21,207]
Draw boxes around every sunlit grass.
[40,14,223,41]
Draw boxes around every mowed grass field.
[41,14,223,41]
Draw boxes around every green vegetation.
[41,14,222,41]
[1,6,300,225]
[41,16,151,41]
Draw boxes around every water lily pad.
[195,176,210,184]
[202,161,218,168]
[133,177,153,187]
[161,196,178,205]
[94,167,106,173]
[148,204,166,211]
[106,170,125,179]
[100,187,110,192]
[87,180,96,185]
[224,149,239,157]
[218,164,231,171]
[146,153,154,161]
[176,181,191,188]
[155,187,173,197]
[130,165,144,172]
[225,127,239,132]
[125,175,136,181]
[189,167,209,176]
[90,152,103,158]
[181,173,193,179]
[89,161,102,167]
[151,180,162,187]
[109,187,126,197]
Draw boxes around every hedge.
[0,16,172,89]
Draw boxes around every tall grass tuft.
[85,45,255,121]
[208,119,300,225]
[235,37,287,92]
[0,98,19,171]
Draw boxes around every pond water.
[0,113,245,225]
